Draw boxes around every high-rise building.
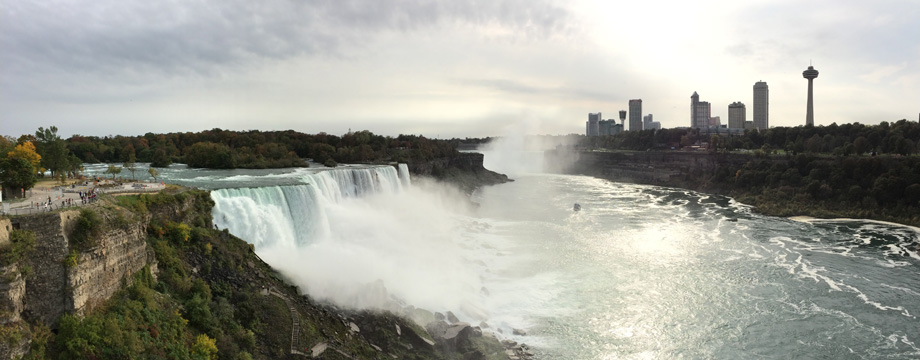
[643,114,661,130]
[586,112,602,136]
[697,102,711,128]
[691,92,699,128]
[710,116,721,127]
[629,100,642,131]
[598,120,611,135]
[691,92,711,129]
[728,102,746,129]
[753,81,769,129]
[803,66,819,126]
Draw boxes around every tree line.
[62,129,458,167]
[574,119,920,225]
[581,119,920,156]
[1,127,461,198]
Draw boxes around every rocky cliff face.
[2,189,522,360]
[409,152,512,193]
[68,219,153,317]
[545,149,756,191]
[0,266,28,359]
[15,210,79,327]
[0,208,155,360]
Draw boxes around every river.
[85,152,920,359]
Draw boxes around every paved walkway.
[1,180,166,216]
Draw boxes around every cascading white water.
[212,165,404,248]
[210,164,483,313]
[398,163,411,187]
[211,185,326,248]
[310,166,403,203]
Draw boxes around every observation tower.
[803,65,819,126]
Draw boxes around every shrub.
[184,294,213,332]
[23,324,51,360]
[167,223,192,243]
[71,208,104,250]
[0,229,36,267]
[64,250,78,268]
[191,334,218,360]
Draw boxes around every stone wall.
[0,265,29,360]
[0,265,26,324]
[0,218,11,247]
[15,211,76,327]
[2,208,154,326]
[69,219,152,316]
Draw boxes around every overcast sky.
[2,0,918,139]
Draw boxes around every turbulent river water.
[85,154,920,359]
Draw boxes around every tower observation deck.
[803,66,819,126]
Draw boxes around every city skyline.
[2,1,918,139]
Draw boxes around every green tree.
[124,155,137,181]
[806,134,823,153]
[148,168,160,182]
[106,165,122,180]
[67,154,83,178]
[905,184,920,205]
[35,126,69,177]
[0,136,13,157]
[191,334,218,360]
[184,142,234,169]
[151,147,172,167]
[0,157,38,197]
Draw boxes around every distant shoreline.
[788,215,920,234]
[546,149,920,228]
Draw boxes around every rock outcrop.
[409,153,512,194]
[545,149,755,191]
[68,218,153,317]
[15,210,80,327]
[0,207,156,360]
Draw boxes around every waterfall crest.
[398,163,412,187]
[210,163,484,315]
[211,165,404,248]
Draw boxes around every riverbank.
[546,149,920,227]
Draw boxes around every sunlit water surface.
[84,160,920,359]
[472,174,919,359]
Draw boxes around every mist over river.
[87,150,920,358]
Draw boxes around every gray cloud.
[729,0,920,67]
[458,78,623,103]
[1,0,570,80]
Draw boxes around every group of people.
[28,188,99,212]
[78,189,99,205]
[32,195,68,212]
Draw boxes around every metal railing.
[1,183,166,216]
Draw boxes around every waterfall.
[398,163,411,187]
[211,165,405,249]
